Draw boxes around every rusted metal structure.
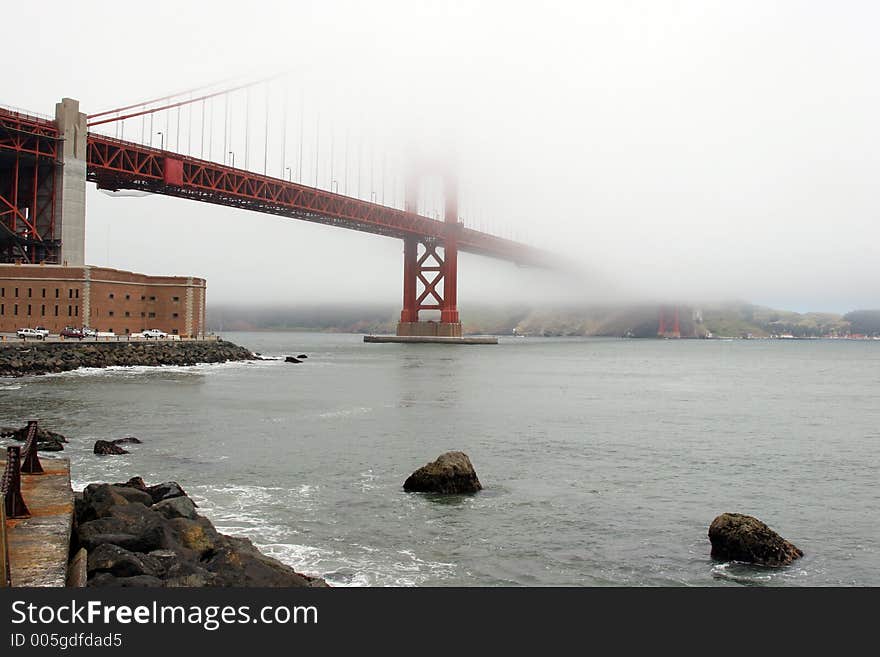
[20,420,44,475]
[0,492,9,587]
[0,108,61,263]
[1,446,30,519]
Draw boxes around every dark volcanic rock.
[74,476,326,588]
[88,573,165,588]
[87,544,158,578]
[296,354,308,359]
[3,424,68,451]
[112,437,143,445]
[80,484,130,520]
[153,496,198,520]
[708,513,804,566]
[284,356,302,363]
[109,485,154,507]
[144,481,188,504]
[205,535,326,587]
[121,476,147,490]
[94,440,128,455]
[403,451,483,494]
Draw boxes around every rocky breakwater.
[74,477,327,587]
[0,339,255,377]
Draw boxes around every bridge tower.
[397,170,462,338]
[658,306,681,338]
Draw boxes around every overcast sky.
[6,1,879,313]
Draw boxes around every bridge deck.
[2,456,73,587]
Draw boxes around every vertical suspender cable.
[244,87,250,171]
[298,93,304,184]
[200,100,205,158]
[344,130,349,195]
[187,95,192,156]
[223,93,229,165]
[208,98,213,161]
[263,84,270,175]
[280,88,287,179]
[315,113,320,187]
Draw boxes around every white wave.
[710,562,774,584]
[36,359,260,379]
[318,406,372,419]
[189,481,454,586]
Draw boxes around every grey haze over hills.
[207,303,880,339]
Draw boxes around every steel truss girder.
[0,110,60,263]
[84,135,550,266]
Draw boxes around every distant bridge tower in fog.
[658,306,681,338]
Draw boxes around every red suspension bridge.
[0,76,555,338]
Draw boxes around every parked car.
[60,327,84,339]
[82,327,97,337]
[33,326,50,338]
[141,329,168,339]
[17,328,45,340]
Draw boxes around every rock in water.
[297,354,308,359]
[284,356,302,363]
[94,440,129,455]
[403,451,482,494]
[5,424,68,451]
[708,513,803,566]
[112,437,143,445]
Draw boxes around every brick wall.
[0,264,206,337]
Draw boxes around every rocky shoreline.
[73,477,327,587]
[0,339,255,377]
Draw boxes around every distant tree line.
[844,310,880,336]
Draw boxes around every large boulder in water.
[94,440,128,455]
[708,513,803,566]
[403,451,482,494]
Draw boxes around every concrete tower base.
[396,321,462,338]
[365,335,497,345]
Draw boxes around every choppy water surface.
[1,333,878,586]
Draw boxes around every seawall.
[0,339,255,377]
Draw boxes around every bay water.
[1,333,877,586]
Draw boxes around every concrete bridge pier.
[54,98,88,267]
